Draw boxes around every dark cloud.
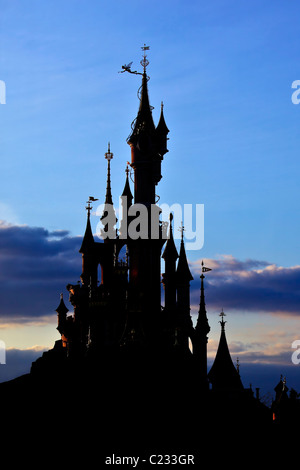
[0,221,82,320]
[1,220,299,324]
[190,255,300,315]
[0,347,45,383]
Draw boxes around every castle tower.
[79,198,97,287]
[56,293,69,348]
[193,261,211,387]
[125,46,169,339]
[208,310,243,391]
[175,225,194,352]
[119,164,134,240]
[162,213,178,312]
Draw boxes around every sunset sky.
[1,0,300,397]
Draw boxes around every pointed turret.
[192,262,210,387]
[208,310,243,392]
[162,214,178,262]
[162,214,178,311]
[155,102,169,157]
[194,262,210,337]
[274,375,289,403]
[120,165,133,239]
[271,375,290,423]
[121,165,133,205]
[56,293,69,335]
[80,198,97,286]
[100,143,117,239]
[79,202,95,254]
[174,226,194,352]
[176,227,193,284]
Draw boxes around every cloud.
[0,347,46,383]
[1,219,299,325]
[0,220,82,321]
[190,254,300,315]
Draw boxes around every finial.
[141,44,150,72]
[125,164,130,177]
[85,196,98,217]
[219,308,227,331]
[168,213,174,237]
[202,261,212,273]
[178,221,185,240]
[236,357,240,374]
[283,376,287,390]
[60,293,63,300]
[105,142,113,161]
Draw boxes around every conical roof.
[176,237,193,282]
[208,311,243,391]
[195,272,210,336]
[79,212,94,253]
[121,166,133,204]
[128,71,155,144]
[162,215,178,261]
[156,102,169,135]
[55,294,69,316]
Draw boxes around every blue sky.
[1,0,300,395]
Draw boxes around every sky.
[1,0,300,398]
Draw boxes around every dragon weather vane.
[119,44,150,77]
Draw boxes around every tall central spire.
[125,45,169,205]
[101,143,117,238]
[104,142,113,205]
[128,70,155,144]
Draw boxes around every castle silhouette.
[1,48,298,457]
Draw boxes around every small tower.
[208,310,244,392]
[119,165,133,239]
[100,143,117,239]
[175,224,194,352]
[162,213,178,312]
[79,197,97,287]
[56,293,69,347]
[155,102,169,159]
[193,261,210,388]
[271,375,290,423]
[176,224,193,311]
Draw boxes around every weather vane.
[140,44,150,71]
[201,260,212,273]
[86,196,98,216]
[119,44,150,76]
[178,221,185,240]
[219,308,227,330]
[105,142,113,161]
